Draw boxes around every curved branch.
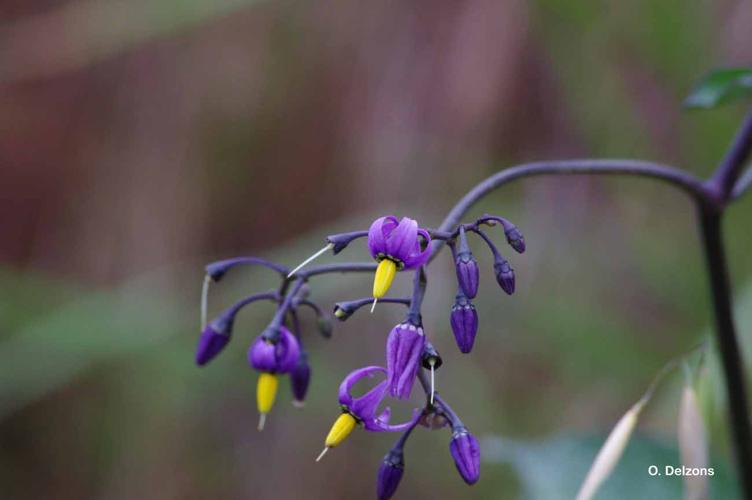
[430,159,711,258]
[731,166,752,201]
[710,109,752,200]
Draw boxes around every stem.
[431,159,712,259]
[731,166,752,201]
[710,110,752,200]
[298,262,376,278]
[406,268,427,325]
[698,210,752,497]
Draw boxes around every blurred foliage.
[685,68,752,109]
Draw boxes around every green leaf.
[685,68,752,109]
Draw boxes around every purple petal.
[365,408,422,432]
[338,365,387,408]
[350,380,389,421]
[385,218,418,262]
[248,336,277,371]
[275,327,301,373]
[368,216,399,259]
[386,324,426,399]
[401,228,431,269]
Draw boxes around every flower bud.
[493,258,515,295]
[377,448,405,500]
[195,317,232,366]
[449,428,480,485]
[290,355,311,407]
[450,295,479,354]
[504,225,526,254]
[455,227,479,298]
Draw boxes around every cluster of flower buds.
[196,212,523,497]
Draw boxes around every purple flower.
[449,428,480,485]
[450,295,479,354]
[290,355,311,406]
[368,216,431,270]
[377,448,405,500]
[338,366,419,432]
[248,326,300,373]
[386,323,426,399]
[454,227,479,298]
[195,320,231,366]
[494,258,515,295]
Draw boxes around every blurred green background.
[1,0,751,498]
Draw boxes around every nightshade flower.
[449,427,481,485]
[494,258,515,295]
[450,294,479,354]
[317,366,420,461]
[386,323,426,400]
[368,216,431,309]
[248,327,301,430]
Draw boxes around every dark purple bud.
[195,318,232,366]
[421,341,443,369]
[493,258,515,295]
[455,227,479,298]
[290,354,311,406]
[504,226,525,254]
[377,449,405,500]
[450,295,479,354]
[248,326,300,373]
[449,428,480,485]
[386,323,426,399]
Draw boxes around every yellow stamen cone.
[256,372,279,430]
[316,413,357,461]
[372,259,397,300]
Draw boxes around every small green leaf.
[685,68,752,109]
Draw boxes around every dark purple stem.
[406,267,427,325]
[709,110,752,201]
[298,262,376,279]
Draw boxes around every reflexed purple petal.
[377,451,404,500]
[350,380,389,420]
[386,323,426,399]
[401,228,431,269]
[377,406,392,424]
[195,324,230,366]
[385,218,418,262]
[366,408,422,432]
[338,366,387,408]
[449,430,480,485]
[368,216,399,259]
[450,301,479,354]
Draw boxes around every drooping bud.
[450,294,479,353]
[386,323,427,399]
[454,227,479,298]
[449,428,481,485]
[195,317,232,366]
[377,448,405,500]
[504,225,526,254]
[493,258,515,295]
[290,354,311,407]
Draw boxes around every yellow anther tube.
[256,372,279,430]
[325,413,357,448]
[372,259,397,299]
